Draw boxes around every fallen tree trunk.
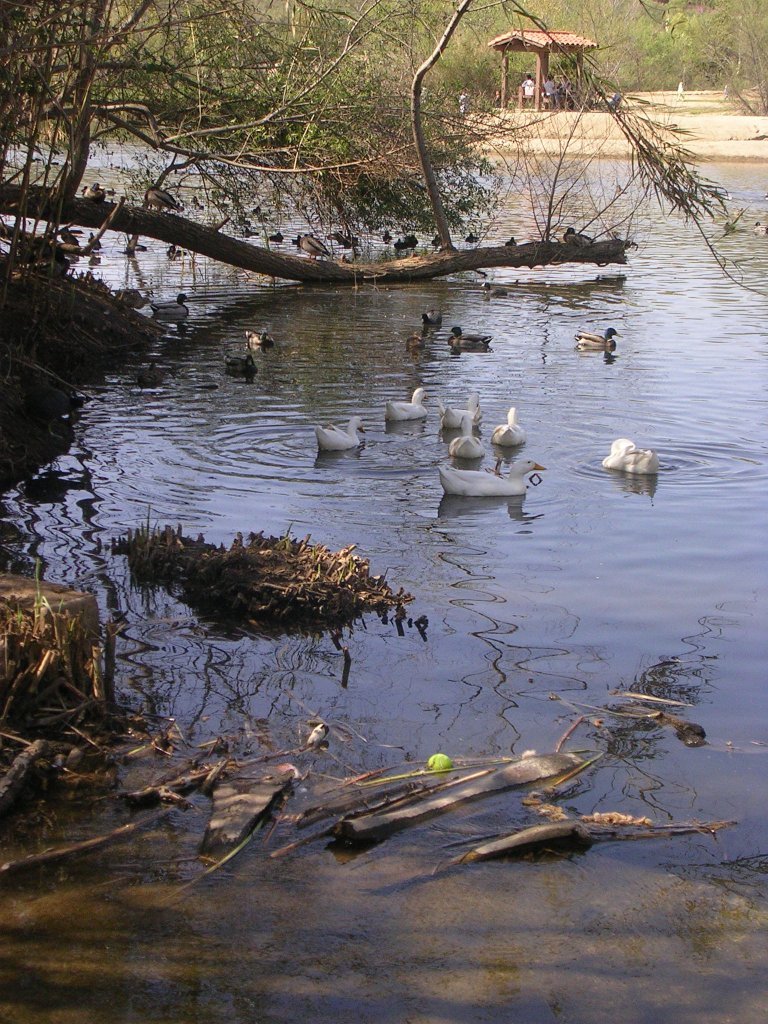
[0,185,630,285]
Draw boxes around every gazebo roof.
[488,29,598,53]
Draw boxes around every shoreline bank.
[483,90,768,163]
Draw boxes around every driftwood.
[0,807,169,877]
[121,758,228,807]
[0,184,630,286]
[335,752,585,844]
[201,769,296,854]
[0,739,50,817]
[457,821,594,863]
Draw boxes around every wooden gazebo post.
[489,29,598,114]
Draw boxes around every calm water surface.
[1,162,767,1024]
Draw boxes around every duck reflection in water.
[437,493,544,522]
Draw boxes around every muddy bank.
[0,264,162,491]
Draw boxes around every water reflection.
[2,159,768,1023]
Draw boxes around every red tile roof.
[488,29,598,52]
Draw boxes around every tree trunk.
[0,185,630,285]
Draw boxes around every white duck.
[448,413,485,460]
[602,438,659,474]
[491,407,527,447]
[385,387,427,422]
[438,391,482,429]
[150,293,189,320]
[439,459,546,497]
[315,416,365,451]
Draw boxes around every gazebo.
[488,29,598,111]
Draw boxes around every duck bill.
[530,463,546,471]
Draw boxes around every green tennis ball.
[426,753,454,773]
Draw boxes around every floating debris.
[112,524,413,629]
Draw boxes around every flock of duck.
[305,312,660,497]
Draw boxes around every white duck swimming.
[150,293,189,320]
[602,438,659,474]
[438,391,482,429]
[315,416,365,451]
[575,327,619,350]
[439,459,546,497]
[385,387,427,421]
[448,413,485,460]
[491,407,527,447]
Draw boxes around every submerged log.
[201,768,296,855]
[0,740,50,817]
[335,752,585,844]
[457,821,594,863]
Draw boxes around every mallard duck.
[504,236,517,247]
[406,331,426,352]
[449,413,485,460]
[437,392,482,429]
[245,329,275,351]
[150,293,189,320]
[137,361,166,387]
[491,407,526,447]
[393,234,418,252]
[144,186,183,212]
[465,232,479,244]
[753,222,768,236]
[563,226,594,246]
[439,459,546,497]
[575,326,619,350]
[315,416,365,451]
[330,231,358,249]
[59,225,81,246]
[82,182,107,202]
[481,282,508,297]
[225,352,257,378]
[87,233,101,251]
[602,438,659,474]
[382,230,392,243]
[422,309,442,326]
[449,326,492,352]
[294,233,331,259]
[385,387,427,421]
[268,231,284,243]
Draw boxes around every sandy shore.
[485,90,768,163]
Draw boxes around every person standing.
[522,74,535,107]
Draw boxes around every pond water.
[1,162,767,1024]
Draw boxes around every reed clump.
[0,595,110,737]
